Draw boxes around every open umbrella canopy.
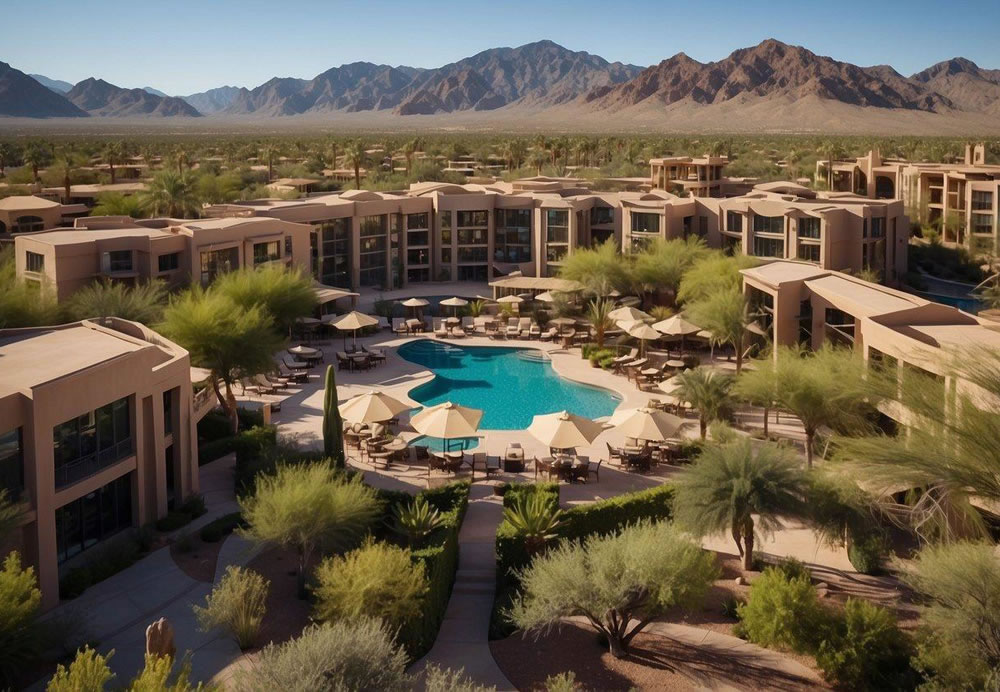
[496,295,524,304]
[440,297,469,307]
[528,410,605,450]
[330,311,379,331]
[628,323,661,341]
[549,317,577,328]
[652,314,702,336]
[401,297,430,307]
[339,391,410,423]
[609,306,651,323]
[534,291,557,303]
[607,407,683,442]
[411,401,483,439]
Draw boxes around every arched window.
[853,169,868,196]
[11,215,44,233]
[875,176,895,199]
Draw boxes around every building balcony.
[54,439,134,489]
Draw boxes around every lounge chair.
[612,348,638,365]
[462,316,476,334]
[284,355,310,369]
[528,323,541,340]
[450,327,466,338]
[406,318,423,333]
[278,361,308,383]
[503,443,525,472]
[473,316,488,334]
[253,374,279,393]
[265,372,290,388]
[434,320,448,338]
[392,318,408,335]
[539,327,557,342]
[518,317,532,337]
[376,316,391,331]
[505,318,521,339]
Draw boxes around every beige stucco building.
[0,195,88,240]
[0,318,204,610]
[14,216,313,301]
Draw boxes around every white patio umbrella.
[607,406,683,442]
[628,322,661,357]
[653,314,702,354]
[496,295,523,304]
[608,306,651,323]
[339,391,411,424]
[400,297,429,321]
[440,296,469,318]
[411,401,483,452]
[528,410,605,452]
[534,291,557,303]
[330,310,379,349]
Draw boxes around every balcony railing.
[54,438,133,489]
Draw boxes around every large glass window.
[457,210,488,228]
[252,240,281,266]
[546,210,570,243]
[407,212,429,230]
[407,248,430,265]
[870,217,885,238]
[55,474,132,563]
[199,247,239,284]
[726,211,743,233]
[797,243,820,263]
[630,212,660,234]
[25,251,44,273]
[0,429,24,500]
[53,396,132,488]
[157,252,180,273]
[494,209,532,263]
[590,206,614,226]
[317,218,351,288]
[12,215,44,233]
[972,214,994,235]
[457,228,488,245]
[798,217,821,239]
[359,215,387,287]
[972,191,993,211]
[752,235,784,258]
[752,215,784,235]
[106,250,132,272]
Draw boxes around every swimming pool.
[398,340,620,430]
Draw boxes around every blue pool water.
[398,340,620,430]
[410,435,481,452]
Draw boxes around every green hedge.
[199,512,245,543]
[197,410,270,466]
[393,481,470,660]
[491,483,674,640]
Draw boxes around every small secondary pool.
[398,340,620,430]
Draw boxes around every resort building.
[14,216,313,300]
[0,195,89,241]
[741,259,1000,427]
[649,155,733,198]
[0,318,206,610]
[818,144,1000,252]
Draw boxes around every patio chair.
[483,455,501,479]
[473,316,488,334]
[612,348,638,365]
[534,456,555,480]
[528,323,541,340]
[462,316,476,334]
[505,318,521,339]
[376,316,391,331]
[586,458,602,482]
[606,442,623,467]
[412,445,430,461]
[278,361,309,383]
[392,318,408,335]
[335,352,352,371]
[518,317,532,336]
[362,346,387,366]
[284,355,310,370]
[539,327,557,342]
[434,320,449,338]
[503,443,525,473]
[450,327,466,338]
[252,374,278,394]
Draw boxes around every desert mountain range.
[3,40,999,133]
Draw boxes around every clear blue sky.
[6,0,1000,95]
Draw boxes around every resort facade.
[0,318,205,609]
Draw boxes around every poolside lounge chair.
[392,318,408,335]
[406,318,423,333]
[264,372,290,388]
[506,318,521,339]
[528,323,541,340]
[462,316,476,334]
[539,327,557,342]
[503,443,525,473]
[376,316,390,331]
[612,348,638,365]
[518,317,532,337]
[473,316,488,334]
[253,374,281,393]
[284,355,310,370]
[278,361,308,383]
[450,327,466,338]
[434,319,448,338]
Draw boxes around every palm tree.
[528,149,548,176]
[55,146,80,201]
[259,144,278,182]
[674,438,809,570]
[102,141,125,184]
[141,171,199,218]
[342,140,366,190]
[733,357,780,437]
[675,367,734,439]
[22,140,52,183]
[586,298,615,348]
[819,141,844,190]
[400,139,418,176]
[686,288,753,373]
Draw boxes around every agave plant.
[503,493,565,556]
[391,496,446,548]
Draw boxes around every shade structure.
[339,391,410,423]
[411,401,483,439]
[609,306,651,323]
[607,407,683,442]
[534,291,557,303]
[496,295,523,304]
[401,297,430,307]
[440,297,469,307]
[527,410,605,450]
[330,310,379,348]
[652,314,702,336]
[628,322,661,357]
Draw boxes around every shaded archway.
[875,176,895,199]
[853,169,868,196]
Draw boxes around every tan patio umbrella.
[528,410,605,452]
[608,306,651,323]
[440,296,469,318]
[497,295,523,304]
[653,314,702,354]
[330,310,379,349]
[628,322,661,357]
[534,291,557,303]
[339,391,411,423]
[607,406,683,442]
[400,297,430,321]
[411,401,483,452]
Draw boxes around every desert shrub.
[423,664,496,692]
[178,494,207,518]
[0,553,43,687]
[390,496,446,548]
[544,671,579,692]
[193,565,269,650]
[736,567,830,653]
[231,619,411,691]
[775,557,811,581]
[199,512,244,543]
[510,521,718,658]
[502,493,565,557]
[721,595,744,619]
[313,540,427,627]
[155,511,193,533]
[815,598,917,691]
[46,646,114,691]
[847,532,887,575]
[128,654,204,691]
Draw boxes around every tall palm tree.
[22,140,52,183]
[342,140,366,190]
[528,149,548,176]
[259,144,278,182]
[674,438,809,570]
[55,146,80,201]
[102,141,125,184]
[401,139,418,176]
[586,298,615,348]
[141,171,199,218]
[675,367,734,439]
[685,288,752,374]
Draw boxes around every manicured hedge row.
[390,481,471,660]
[197,409,267,466]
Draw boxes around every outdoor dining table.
[289,345,323,362]
[382,438,408,461]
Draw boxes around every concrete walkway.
[410,484,515,691]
